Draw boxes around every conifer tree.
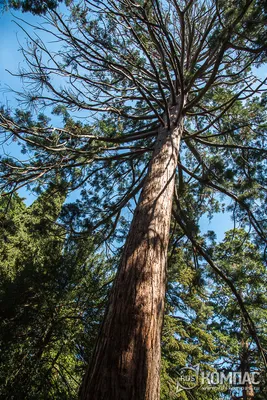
[0,1,267,399]
[0,185,112,399]
[161,238,222,399]
[1,0,66,14]
[208,229,267,399]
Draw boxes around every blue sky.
[0,7,234,241]
[0,10,38,159]
[0,9,38,103]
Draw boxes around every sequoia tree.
[1,1,267,399]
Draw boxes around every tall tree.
[0,1,267,399]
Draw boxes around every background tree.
[161,234,223,400]
[208,229,267,399]
[1,0,67,14]
[161,227,267,400]
[0,1,266,399]
[0,185,113,399]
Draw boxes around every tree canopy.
[1,0,266,245]
[0,1,267,399]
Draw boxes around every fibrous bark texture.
[80,107,183,400]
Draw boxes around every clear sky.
[0,10,39,161]
[0,9,38,104]
[0,7,234,242]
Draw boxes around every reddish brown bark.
[80,108,183,400]
[241,339,254,400]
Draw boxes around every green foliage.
[160,227,267,399]
[207,229,267,398]
[0,187,113,399]
[4,0,67,14]
[0,0,267,398]
[160,234,223,399]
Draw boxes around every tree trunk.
[80,107,183,400]
[241,338,254,400]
